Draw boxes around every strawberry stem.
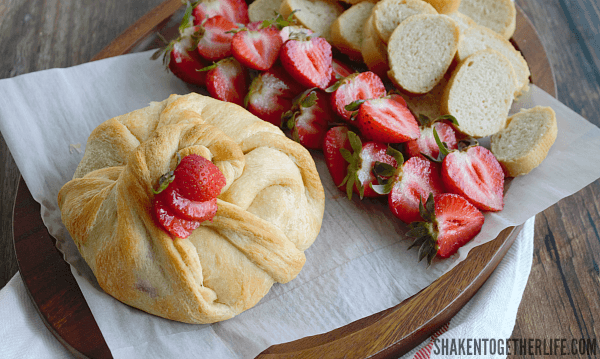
[433,127,450,159]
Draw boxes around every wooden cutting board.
[13,2,556,358]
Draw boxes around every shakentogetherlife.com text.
[432,338,597,356]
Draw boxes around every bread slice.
[447,11,478,35]
[421,0,461,14]
[458,0,516,39]
[361,14,390,78]
[248,0,284,22]
[372,0,438,43]
[330,2,376,61]
[457,24,531,96]
[441,49,516,137]
[279,0,344,41]
[491,106,557,177]
[387,14,459,94]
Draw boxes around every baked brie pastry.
[58,93,325,324]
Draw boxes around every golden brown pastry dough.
[58,93,325,324]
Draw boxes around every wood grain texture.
[511,1,600,356]
[0,0,599,358]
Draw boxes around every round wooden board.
[13,2,556,358]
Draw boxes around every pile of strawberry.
[156,0,507,265]
[153,154,226,239]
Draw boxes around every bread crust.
[491,106,558,177]
[58,93,325,324]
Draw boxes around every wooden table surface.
[1,0,598,357]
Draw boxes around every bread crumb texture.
[387,14,459,94]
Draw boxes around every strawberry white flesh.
[280,37,333,89]
[193,0,249,25]
[232,28,283,71]
[206,58,248,106]
[434,193,485,258]
[389,157,444,223]
[406,122,458,160]
[169,36,209,86]
[442,146,504,211]
[330,72,386,121]
[196,16,237,61]
[356,142,398,198]
[246,66,303,125]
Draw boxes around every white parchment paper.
[1,51,599,358]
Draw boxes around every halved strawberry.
[152,6,209,86]
[193,0,249,25]
[153,197,201,239]
[195,15,238,61]
[328,58,355,87]
[372,155,444,224]
[325,130,399,199]
[173,154,226,202]
[327,71,386,121]
[431,129,505,211]
[324,126,353,188]
[280,34,333,89]
[245,65,304,125]
[231,26,283,70]
[405,115,459,160]
[347,96,420,143]
[201,57,249,106]
[442,145,504,211]
[407,193,485,264]
[282,88,334,149]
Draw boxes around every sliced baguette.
[491,106,557,177]
[421,0,461,14]
[441,49,516,137]
[458,0,516,39]
[361,14,390,78]
[458,24,531,96]
[330,2,376,61]
[248,0,284,22]
[372,0,438,43]
[447,11,477,35]
[279,0,344,41]
[387,13,459,94]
